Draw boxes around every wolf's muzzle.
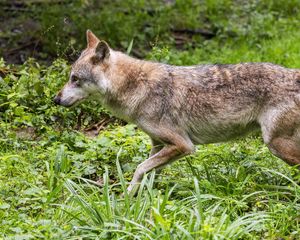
[53,95,61,105]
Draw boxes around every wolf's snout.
[53,95,61,105]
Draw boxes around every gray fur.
[54,30,300,194]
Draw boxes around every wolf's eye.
[71,75,80,85]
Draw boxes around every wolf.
[54,30,300,193]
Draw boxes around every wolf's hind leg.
[267,136,300,166]
[260,103,300,167]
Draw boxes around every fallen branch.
[6,40,37,54]
[171,28,215,39]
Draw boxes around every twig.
[84,117,112,136]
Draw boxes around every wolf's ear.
[86,29,99,48]
[91,41,110,64]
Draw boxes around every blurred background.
[1,0,299,65]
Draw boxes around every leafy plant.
[1,1,300,238]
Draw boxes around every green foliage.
[0,58,110,135]
[2,0,299,61]
[40,0,300,59]
[1,0,300,239]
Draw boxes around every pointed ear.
[91,41,110,64]
[86,29,99,48]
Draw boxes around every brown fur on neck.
[103,52,164,120]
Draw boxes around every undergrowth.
[1,0,300,239]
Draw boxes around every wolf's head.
[54,30,111,107]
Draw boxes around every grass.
[1,1,300,239]
[1,131,300,239]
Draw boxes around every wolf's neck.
[103,51,163,121]
[108,51,160,92]
[115,51,158,78]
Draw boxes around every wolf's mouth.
[54,95,86,108]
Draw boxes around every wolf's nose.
[53,95,61,105]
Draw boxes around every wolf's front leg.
[127,142,194,194]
